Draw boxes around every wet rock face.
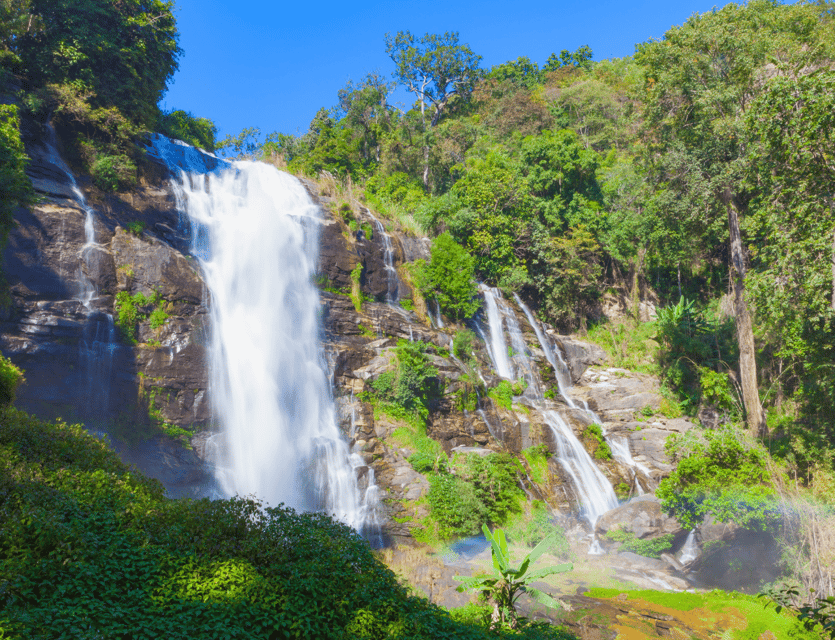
[2,127,211,491]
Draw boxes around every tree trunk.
[422,145,430,188]
[725,190,766,438]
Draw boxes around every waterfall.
[677,530,699,564]
[149,135,380,536]
[514,293,651,494]
[480,285,513,379]
[366,211,399,303]
[42,122,118,424]
[480,286,617,525]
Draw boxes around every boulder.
[595,495,686,543]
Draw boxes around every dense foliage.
[0,406,579,639]
[657,425,778,530]
[226,2,835,499]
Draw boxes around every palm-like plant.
[454,524,572,629]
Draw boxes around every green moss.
[603,528,674,558]
[521,444,550,485]
[350,262,363,312]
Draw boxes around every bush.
[369,340,440,413]
[414,233,480,319]
[657,425,779,530]
[90,153,137,192]
[0,405,575,639]
[581,423,612,460]
[453,328,477,360]
[604,528,675,558]
[157,109,217,151]
[0,354,24,406]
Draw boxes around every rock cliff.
[3,122,690,541]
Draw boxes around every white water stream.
[513,293,651,495]
[43,122,118,425]
[150,136,381,537]
[366,211,399,303]
[479,286,618,525]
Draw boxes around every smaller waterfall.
[366,212,399,303]
[43,121,101,306]
[480,285,513,379]
[677,530,699,564]
[515,293,652,494]
[480,286,618,525]
[543,409,618,524]
[78,312,117,424]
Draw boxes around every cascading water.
[514,293,651,494]
[480,286,618,525]
[480,285,513,379]
[149,135,381,538]
[42,122,118,425]
[366,211,399,303]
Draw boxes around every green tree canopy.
[15,0,181,126]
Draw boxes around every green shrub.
[522,444,550,484]
[369,340,440,413]
[506,502,573,560]
[114,289,167,343]
[581,423,612,460]
[0,354,24,406]
[604,527,674,558]
[126,220,146,236]
[453,328,477,360]
[350,262,363,312]
[157,109,217,151]
[657,425,779,530]
[488,379,526,410]
[1,405,573,639]
[90,152,137,192]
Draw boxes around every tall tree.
[635,0,835,437]
[385,30,481,186]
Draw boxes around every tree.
[542,45,593,74]
[385,30,481,186]
[634,0,835,437]
[454,525,571,629]
[15,0,181,126]
[746,69,835,424]
[335,71,394,164]
[415,232,480,319]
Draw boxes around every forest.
[1,0,835,637]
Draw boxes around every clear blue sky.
[160,0,728,142]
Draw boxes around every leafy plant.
[0,354,24,406]
[603,527,674,558]
[455,525,572,629]
[581,424,612,460]
[350,262,363,312]
[414,232,480,319]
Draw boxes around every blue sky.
[160,0,728,142]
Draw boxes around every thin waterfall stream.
[149,136,381,539]
[513,293,651,494]
[42,121,118,428]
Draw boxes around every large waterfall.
[150,136,380,536]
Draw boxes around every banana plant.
[454,524,572,629]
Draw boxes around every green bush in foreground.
[0,406,577,639]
